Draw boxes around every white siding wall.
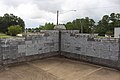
[114,27,120,38]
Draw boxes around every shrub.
[8,25,22,36]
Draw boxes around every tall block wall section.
[61,30,120,69]
[0,30,120,70]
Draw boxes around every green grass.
[96,36,105,38]
[0,33,12,38]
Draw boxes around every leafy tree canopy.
[39,23,55,30]
[0,13,25,33]
[96,13,120,36]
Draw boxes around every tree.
[27,28,32,32]
[0,13,25,33]
[96,13,120,36]
[65,22,74,30]
[40,23,55,30]
[106,31,113,37]
[116,13,120,26]
[65,17,95,33]
[96,15,109,36]
[8,25,22,36]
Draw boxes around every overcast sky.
[0,0,120,28]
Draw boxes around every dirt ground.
[0,57,120,80]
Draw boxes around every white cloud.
[0,0,120,28]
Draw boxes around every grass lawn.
[96,36,105,38]
[0,33,12,38]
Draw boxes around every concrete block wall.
[0,30,59,65]
[0,30,120,70]
[61,30,120,69]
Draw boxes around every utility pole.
[81,23,83,33]
[57,10,59,25]
[57,10,76,25]
[56,10,76,54]
[80,20,83,33]
[56,10,61,54]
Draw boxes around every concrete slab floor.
[0,57,120,80]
